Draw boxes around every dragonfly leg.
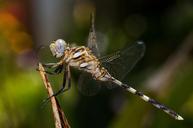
[56,65,71,94]
[37,64,64,75]
[42,63,57,68]
[49,64,64,75]
[44,65,71,102]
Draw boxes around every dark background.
[0,0,193,128]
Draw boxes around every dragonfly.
[41,13,183,120]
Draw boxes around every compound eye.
[49,39,66,58]
[55,39,66,47]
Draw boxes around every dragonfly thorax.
[60,45,111,81]
[50,39,69,58]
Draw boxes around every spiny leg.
[54,64,64,74]
[40,64,64,107]
[112,79,183,120]
[37,63,63,75]
[42,62,62,69]
[52,65,71,97]
[44,65,71,103]
[46,64,64,75]
[42,62,57,68]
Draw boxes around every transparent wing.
[86,12,100,57]
[100,41,145,80]
[86,12,109,57]
[78,72,101,96]
[78,13,102,96]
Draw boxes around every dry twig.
[38,63,70,128]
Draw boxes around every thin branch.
[38,63,71,128]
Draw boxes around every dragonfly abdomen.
[112,79,183,120]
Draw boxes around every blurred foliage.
[0,0,193,128]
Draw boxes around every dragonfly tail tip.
[176,115,184,120]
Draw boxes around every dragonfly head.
[49,39,67,58]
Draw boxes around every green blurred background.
[0,0,193,128]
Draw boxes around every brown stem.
[38,63,70,128]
